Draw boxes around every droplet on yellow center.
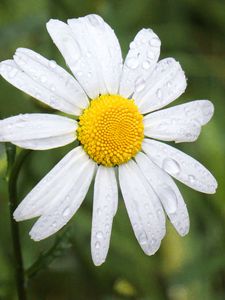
[77,94,144,167]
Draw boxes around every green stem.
[26,228,72,279]
[6,145,31,300]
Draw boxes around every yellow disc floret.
[77,94,144,167]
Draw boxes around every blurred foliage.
[0,0,225,299]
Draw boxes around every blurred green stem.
[6,144,31,300]
[26,228,72,279]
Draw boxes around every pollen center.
[77,94,144,167]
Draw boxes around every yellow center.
[77,94,144,167]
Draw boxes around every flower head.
[0,14,217,266]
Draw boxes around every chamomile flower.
[0,14,217,266]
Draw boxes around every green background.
[0,0,225,299]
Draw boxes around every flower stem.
[6,144,31,300]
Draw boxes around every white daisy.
[0,14,217,266]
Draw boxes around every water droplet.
[142,60,151,70]
[147,50,155,60]
[62,207,70,217]
[50,85,56,92]
[150,37,160,47]
[135,78,146,92]
[159,185,178,214]
[50,97,56,106]
[40,75,47,83]
[88,15,102,26]
[96,208,102,216]
[202,104,212,116]
[49,60,57,69]
[9,68,18,79]
[96,231,104,239]
[156,88,162,99]
[162,158,180,175]
[35,92,41,99]
[62,37,81,62]
[151,237,157,245]
[129,41,136,49]
[52,222,57,228]
[86,51,91,58]
[167,81,172,88]
[188,175,196,184]
[95,241,100,249]
[139,232,148,245]
[126,57,139,69]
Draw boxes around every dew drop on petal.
[96,231,104,239]
[62,207,70,217]
[9,68,18,79]
[126,57,139,69]
[156,88,162,99]
[49,60,57,69]
[129,41,136,49]
[142,60,151,70]
[96,208,102,216]
[188,174,196,184]
[52,221,57,228]
[95,241,100,249]
[147,50,155,60]
[135,78,146,92]
[40,75,47,83]
[139,232,148,245]
[159,186,178,214]
[162,158,180,175]
[150,37,160,47]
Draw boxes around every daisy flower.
[0,14,217,266]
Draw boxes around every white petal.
[144,100,214,143]
[142,139,217,194]
[133,58,186,114]
[119,160,165,255]
[119,29,160,98]
[0,59,85,115]
[14,48,89,112]
[0,113,76,150]
[26,148,95,241]
[14,146,87,221]
[91,166,118,266]
[47,15,123,98]
[135,152,189,236]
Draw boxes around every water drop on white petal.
[147,50,155,59]
[62,207,70,217]
[95,241,100,249]
[135,78,146,92]
[167,81,172,88]
[129,41,136,49]
[9,68,18,78]
[88,15,102,26]
[202,104,212,116]
[156,88,162,99]
[126,57,139,69]
[139,232,148,245]
[96,231,104,239]
[50,85,56,92]
[96,208,102,216]
[52,221,57,228]
[159,186,178,214]
[162,158,180,175]
[150,37,160,47]
[188,174,196,184]
[142,60,151,70]
[40,75,47,83]
[49,60,57,69]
